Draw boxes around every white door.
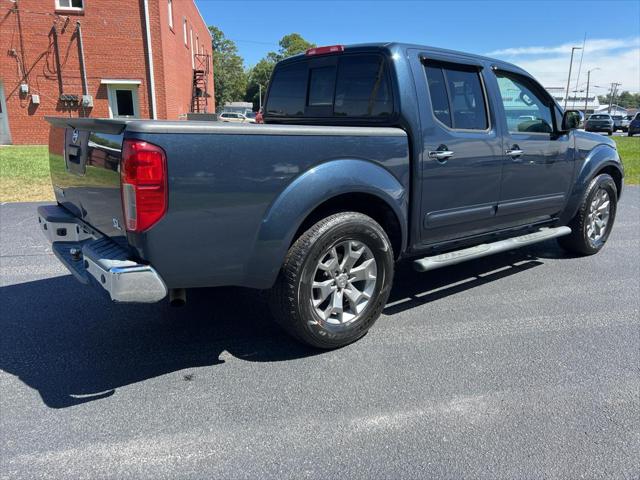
[0,81,11,144]
[106,84,140,118]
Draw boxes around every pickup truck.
[40,43,624,349]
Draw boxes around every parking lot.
[1,188,639,479]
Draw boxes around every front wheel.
[269,212,394,349]
[607,130,613,136]
[558,174,618,255]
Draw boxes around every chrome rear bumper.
[37,205,167,303]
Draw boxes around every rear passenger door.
[414,56,504,245]
[491,70,574,223]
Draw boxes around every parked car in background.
[611,115,629,132]
[218,112,248,123]
[40,42,624,349]
[244,111,257,123]
[628,113,640,136]
[585,114,614,135]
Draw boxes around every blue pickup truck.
[41,43,624,348]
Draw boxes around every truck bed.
[46,118,409,290]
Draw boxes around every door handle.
[506,145,524,158]
[428,150,454,161]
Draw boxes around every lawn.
[613,136,640,185]
[0,146,53,202]
[0,136,639,203]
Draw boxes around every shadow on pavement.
[0,239,568,409]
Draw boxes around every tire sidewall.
[296,215,394,347]
[580,175,617,253]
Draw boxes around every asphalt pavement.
[1,188,639,479]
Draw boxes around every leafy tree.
[245,33,316,110]
[209,26,247,111]
[597,91,640,109]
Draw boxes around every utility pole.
[608,82,621,113]
[564,46,582,110]
[584,67,600,117]
[259,84,262,110]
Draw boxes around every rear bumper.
[37,204,168,303]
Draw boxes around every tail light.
[121,139,167,233]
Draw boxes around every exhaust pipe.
[169,288,186,307]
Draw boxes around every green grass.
[613,136,640,185]
[0,137,638,203]
[0,146,53,202]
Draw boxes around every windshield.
[590,115,610,120]
[245,112,256,118]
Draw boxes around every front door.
[412,54,504,245]
[492,70,574,224]
[0,81,11,144]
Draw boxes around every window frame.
[422,59,491,133]
[183,18,188,46]
[493,69,558,136]
[106,84,140,119]
[55,0,84,11]
[167,0,174,30]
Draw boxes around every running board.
[413,226,572,272]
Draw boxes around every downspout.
[75,22,88,96]
[142,0,158,119]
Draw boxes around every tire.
[607,130,613,136]
[629,131,633,137]
[558,173,617,255]
[269,212,394,349]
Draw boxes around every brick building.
[0,0,214,145]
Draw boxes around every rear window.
[590,115,609,120]
[265,54,392,119]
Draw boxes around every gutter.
[142,0,158,119]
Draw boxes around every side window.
[424,62,488,130]
[266,62,307,116]
[424,65,451,127]
[495,72,553,134]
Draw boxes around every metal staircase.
[190,54,211,113]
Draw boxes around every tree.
[245,33,315,110]
[598,91,640,109]
[209,26,247,111]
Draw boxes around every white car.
[218,112,248,123]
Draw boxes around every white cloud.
[486,37,639,56]
[486,38,640,93]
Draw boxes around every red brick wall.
[0,0,213,145]
[154,0,214,119]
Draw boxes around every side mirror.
[562,110,581,130]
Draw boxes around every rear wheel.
[269,212,394,349]
[558,174,617,255]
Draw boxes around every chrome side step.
[413,226,572,272]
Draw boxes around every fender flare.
[560,144,623,224]
[243,158,408,289]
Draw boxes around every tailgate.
[46,117,129,238]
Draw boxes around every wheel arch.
[243,158,408,289]
[559,144,623,224]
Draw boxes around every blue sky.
[196,0,640,92]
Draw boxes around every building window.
[190,28,194,68]
[183,18,188,45]
[167,0,173,29]
[56,0,84,10]
[104,83,140,118]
